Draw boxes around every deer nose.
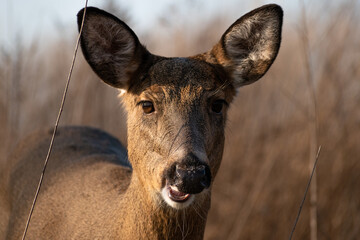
[173,154,211,194]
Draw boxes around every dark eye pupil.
[212,100,224,114]
[142,101,155,114]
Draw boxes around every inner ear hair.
[197,4,283,88]
[223,4,283,86]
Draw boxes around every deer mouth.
[168,185,190,202]
[161,182,194,209]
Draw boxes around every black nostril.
[176,165,205,180]
[175,163,211,194]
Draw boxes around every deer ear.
[77,7,150,90]
[204,4,283,88]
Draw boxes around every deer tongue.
[168,186,190,202]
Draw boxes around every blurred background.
[1,0,359,239]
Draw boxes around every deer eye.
[211,100,226,114]
[141,101,155,114]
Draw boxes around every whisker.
[192,205,206,221]
[209,80,232,97]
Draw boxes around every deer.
[2,4,283,240]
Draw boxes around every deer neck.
[116,173,210,240]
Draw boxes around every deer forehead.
[149,58,221,87]
[128,58,232,104]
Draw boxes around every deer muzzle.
[167,153,212,195]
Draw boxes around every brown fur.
[2,4,282,240]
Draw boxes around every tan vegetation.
[1,1,359,239]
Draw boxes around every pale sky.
[1,0,297,50]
